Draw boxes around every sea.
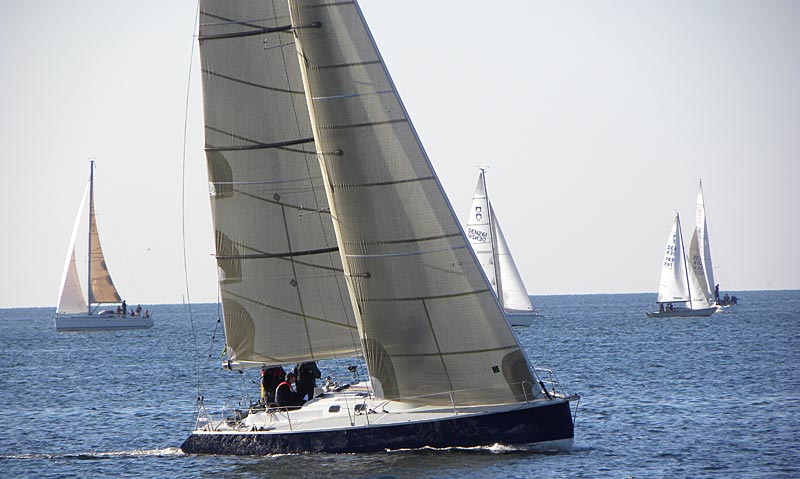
[1,290,798,478]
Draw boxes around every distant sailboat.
[691,180,738,308]
[646,213,716,318]
[466,169,541,326]
[54,161,153,331]
[181,0,577,455]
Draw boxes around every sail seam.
[216,246,338,260]
[361,289,491,302]
[388,344,519,358]
[224,290,358,330]
[346,244,467,259]
[203,69,304,95]
[333,175,435,190]
[344,232,461,247]
[318,118,407,131]
[205,136,314,152]
[311,59,380,71]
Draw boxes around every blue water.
[1,291,798,478]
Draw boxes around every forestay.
[291,0,538,406]
[198,0,360,367]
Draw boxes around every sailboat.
[181,0,577,454]
[692,180,737,308]
[466,169,541,326]
[646,213,716,318]
[54,161,154,331]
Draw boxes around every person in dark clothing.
[295,361,322,402]
[261,365,286,405]
[275,371,303,409]
[121,300,127,317]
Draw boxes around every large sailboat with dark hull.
[181,0,577,455]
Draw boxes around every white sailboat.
[692,180,737,308]
[646,213,716,318]
[466,169,541,326]
[181,0,577,454]
[54,161,153,331]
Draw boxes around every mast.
[481,168,504,307]
[86,159,94,314]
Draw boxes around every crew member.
[295,361,321,402]
[275,371,302,409]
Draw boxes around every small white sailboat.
[646,212,716,318]
[54,161,153,331]
[181,0,576,455]
[466,169,541,326]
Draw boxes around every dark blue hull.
[180,400,573,455]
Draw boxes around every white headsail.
[56,183,90,314]
[198,1,360,367]
[657,213,690,304]
[291,0,539,406]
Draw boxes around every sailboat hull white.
[645,307,716,318]
[505,310,542,327]
[181,395,574,455]
[54,314,154,331]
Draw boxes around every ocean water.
[1,291,798,478]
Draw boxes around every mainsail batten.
[199,1,360,366]
[291,0,537,406]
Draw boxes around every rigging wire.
[181,1,202,407]
[94,165,143,303]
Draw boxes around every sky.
[1,0,798,309]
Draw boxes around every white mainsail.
[198,1,359,367]
[466,171,536,314]
[56,183,90,314]
[291,0,538,406]
[656,213,690,304]
[695,180,716,297]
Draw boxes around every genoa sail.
[687,228,713,309]
[198,1,360,367]
[656,213,690,304]
[466,171,535,314]
[291,0,538,406]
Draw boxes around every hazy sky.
[1,1,798,309]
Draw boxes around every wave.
[1,447,184,460]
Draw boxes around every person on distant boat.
[659,304,665,313]
[667,303,674,311]
[714,284,720,303]
[723,293,730,303]
[121,300,127,317]
[275,370,303,409]
[116,306,122,316]
[135,305,142,317]
[261,365,286,405]
[295,361,322,403]
[144,310,150,318]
